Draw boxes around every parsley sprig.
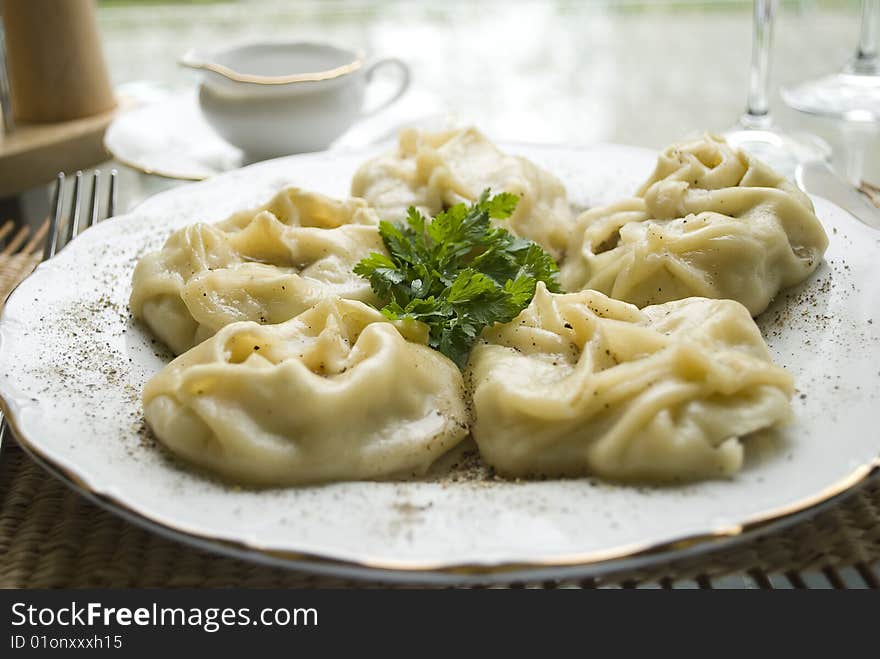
[354,190,561,368]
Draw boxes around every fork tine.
[87,170,101,228]
[64,171,83,247]
[1,224,28,256]
[43,172,65,260]
[108,169,118,218]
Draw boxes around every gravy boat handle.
[360,58,411,117]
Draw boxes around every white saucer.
[104,90,243,180]
[104,86,448,180]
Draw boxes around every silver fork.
[0,169,118,455]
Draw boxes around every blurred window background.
[95,1,868,152]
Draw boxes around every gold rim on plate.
[1,392,877,582]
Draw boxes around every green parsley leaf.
[354,190,561,368]
[352,252,405,300]
[482,191,520,218]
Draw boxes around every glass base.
[782,69,880,123]
[722,117,831,178]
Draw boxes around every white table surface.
[87,0,878,213]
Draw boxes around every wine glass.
[782,0,880,122]
[723,0,830,177]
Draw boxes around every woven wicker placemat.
[0,447,878,588]
[1,184,879,588]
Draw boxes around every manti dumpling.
[560,134,829,315]
[130,187,384,355]
[467,284,793,482]
[351,126,573,258]
[143,297,469,486]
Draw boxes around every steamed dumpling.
[143,297,468,486]
[351,126,573,258]
[130,187,384,354]
[560,134,829,315]
[467,284,793,482]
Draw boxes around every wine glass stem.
[743,0,776,128]
[854,0,879,70]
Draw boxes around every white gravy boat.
[181,41,410,159]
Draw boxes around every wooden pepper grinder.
[0,0,118,197]
[2,0,116,123]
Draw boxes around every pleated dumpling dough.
[351,126,573,258]
[560,134,828,315]
[143,297,469,486]
[130,187,384,355]
[468,284,793,482]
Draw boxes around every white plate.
[1,143,879,584]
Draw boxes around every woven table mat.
[1,445,878,588]
[1,184,879,589]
